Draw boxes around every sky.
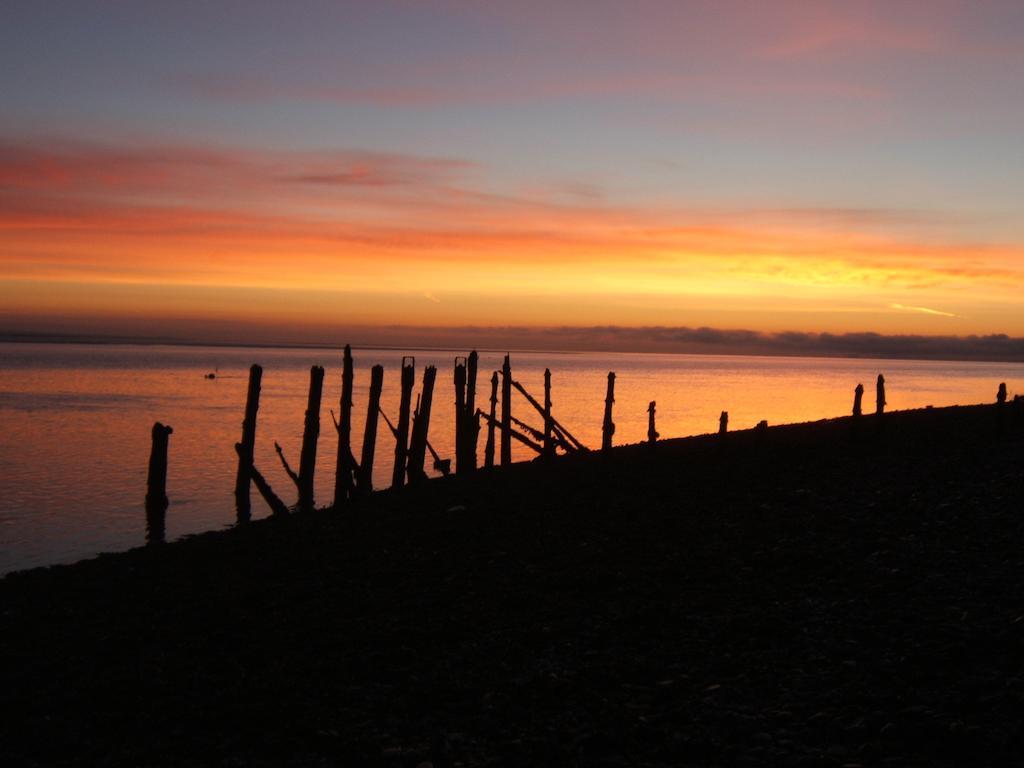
[2,1,1023,354]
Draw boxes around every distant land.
[2,322,1024,364]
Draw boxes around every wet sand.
[1,403,1022,766]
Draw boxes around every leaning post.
[407,365,437,484]
[356,364,384,497]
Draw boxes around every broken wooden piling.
[356,364,384,497]
[876,374,886,415]
[145,421,173,545]
[454,356,467,472]
[333,345,356,509]
[236,443,289,517]
[464,350,479,472]
[407,365,437,484]
[484,371,498,468]
[602,372,616,453]
[297,365,324,512]
[853,383,864,417]
[392,356,415,488]
[719,411,728,436]
[647,401,659,443]
[234,363,262,523]
[510,378,585,452]
[543,369,554,458]
[501,355,512,465]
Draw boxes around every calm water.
[1,342,1020,574]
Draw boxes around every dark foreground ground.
[2,404,1023,767]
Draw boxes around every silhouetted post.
[454,356,467,472]
[647,401,659,443]
[333,345,356,509]
[501,355,512,465]
[602,372,616,453]
[484,371,498,468]
[719,411,728,436]
[145,422,173,545]
[297,365,324,513]
[876,374,886,415]
[463,350,479,471]
[543,368,554,458]
[996,382,1008,439]
[356,364,384,497]
[407,365,437,484]
[853,383,864,417]
[392,356,415,488]
[997,382,1007,404]
[234,363,262,523]
[236,444,289,517]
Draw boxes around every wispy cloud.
[889,303,958,318]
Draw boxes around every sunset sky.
[2,1,1023,351]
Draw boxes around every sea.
[1,341,1021,574]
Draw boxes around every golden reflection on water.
[0,342,1021,573]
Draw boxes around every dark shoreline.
[2,404,1022,766]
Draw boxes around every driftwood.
[145,422,173,545]
[333,345,356,509]
[647,401,659,443]
[407,366,438,484]
[510,378,586,451]
[501,355,512,465]
[356,364,384,497]
[392,357,415,488]
[602,372,616,453]
[273,441,299,487]
[478,409,543,454]
[234,364,262,523]
[484,372,498,468]
[236,443,289,517]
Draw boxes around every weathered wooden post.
[876,374,886,415]
[484,371,498,468]
[719,410,728,436]
[853,383,864,417]
[297,365,325,513]
[454,356,467,472]
[234,363,262,523]
[601,372,616,453]
[543,368,554,458]
[145,422,173,545]
[647,401,659,443]
[500,355,512,465]
[996,382,1008,438]
[356,364,384,497]
[997,382,1008,404]
[464,350,479,472]
[333,345,356,509]
[407,365,437,484]
[392,356,415,488]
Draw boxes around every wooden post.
[297,365,324,513]
[997,382,1007,404]
[145,422,173,545]
[602,372,616,453]
[876,374,886,415]
[853,383,864,417]
[543,368,554,458]
[407,365,437,484]
[500,355,512,465]
[454,356,467,473]
[719,411,728,436]
[484,371,498,468]
[465,350,479,471]
[391,356,415,488]
[356,364,384,497]
[333,345,356,509]
[647,401,659,443]
[234,363,262,523]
